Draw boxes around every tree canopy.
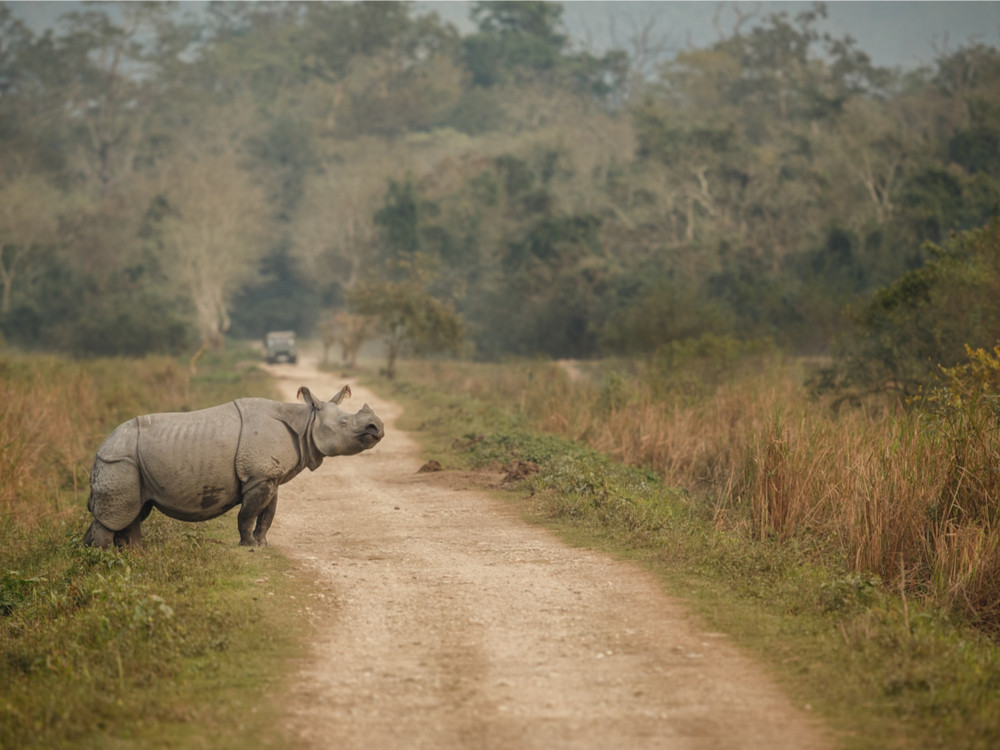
[0,1,997,377]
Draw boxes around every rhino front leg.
[113,503,153,547]
[114,517,143,547]
[238,480,277,547]
[84,519,115,548]
[253,494,278,547]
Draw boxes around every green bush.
[817,219,1000,401]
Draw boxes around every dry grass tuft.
[0,355,190,523]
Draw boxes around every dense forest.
[1,1,998,387]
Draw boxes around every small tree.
[155,148,270,371]
[0,174,61,315]
[349,281,461,379]
[317,312,338,365]
[318,310,376,368]
[815,218,1000,402]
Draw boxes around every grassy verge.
[383,351,1000,631]
[1,345,310,749]
[376,368,1000,750]
[1,516,307,749]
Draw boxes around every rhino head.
[298,385,385,457]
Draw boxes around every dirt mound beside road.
[265,362,831,749]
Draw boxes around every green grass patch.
[377,372,1000,750]
[1,513,306,749]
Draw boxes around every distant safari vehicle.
[264,330,297,364]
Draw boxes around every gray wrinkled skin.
[83,385,384,548]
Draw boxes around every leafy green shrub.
[817,218,1000,401]
[818,573,881,615]
[911,343,1000,628]
[464,428,590,467]
[458,423,678,543]
[648,334,777,397]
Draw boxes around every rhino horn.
[331,385,352,405]
[297,386,325,410]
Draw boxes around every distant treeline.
[1,2,998,385]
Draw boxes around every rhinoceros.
[83,385,384,548]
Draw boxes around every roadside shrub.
[914,344,1000,628]
[650,334,777,397]
[816,218,1000,402]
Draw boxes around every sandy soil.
[264,361,832,750]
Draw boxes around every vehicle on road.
[264,330,298,364]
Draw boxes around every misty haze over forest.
[11,1,1000,68]
[1,0,999,386]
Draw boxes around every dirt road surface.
[266,362,832,750]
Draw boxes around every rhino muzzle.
[358,421,385,448]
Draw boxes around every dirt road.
[266,363,832,749]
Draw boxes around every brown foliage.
[0,356,189,524]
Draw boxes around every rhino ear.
[362,403,372,412]
[297,386,324,410]
[330,385,352,405]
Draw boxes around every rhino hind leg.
[86,457,146,547]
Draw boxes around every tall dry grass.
[0,356,190,523]
[408,355,1000,630]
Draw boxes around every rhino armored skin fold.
[84,385,384,547]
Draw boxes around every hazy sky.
[422,1,1000,70]
[8,1,1000,70]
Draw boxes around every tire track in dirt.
[265,362,832,749]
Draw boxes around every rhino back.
[134,402,243,521]
[94,417,142,465]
